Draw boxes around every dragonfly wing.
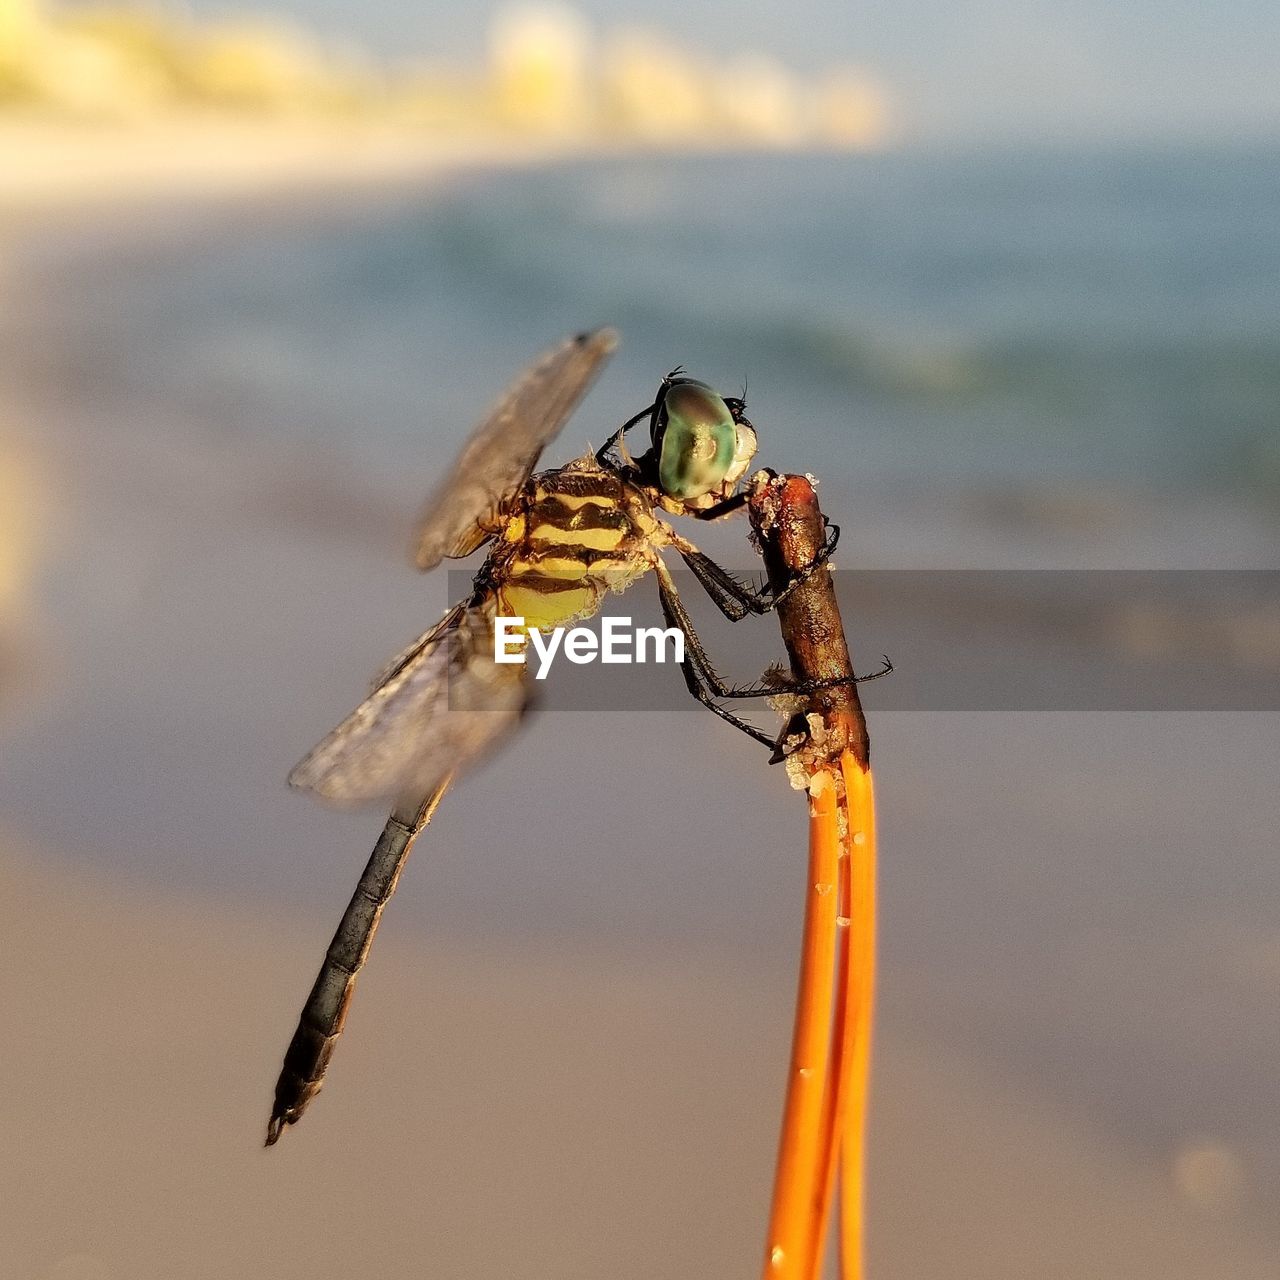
[412,328,618,571]
[288,597,526,806]
[367,600,467,692]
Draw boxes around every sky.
[162,0,1280,143]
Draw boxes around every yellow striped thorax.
[494,452,662,634]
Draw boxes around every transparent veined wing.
[412,328,619,571]
[288,596,526,806]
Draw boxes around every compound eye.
[656,381,738,500]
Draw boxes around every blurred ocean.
[12,145,1280,563]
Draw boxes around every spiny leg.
[734,655,894,698]
[594,403,654,472]
[691,490,750,521]
[674,546,753,621]
[597,363,700,467]
[669,521,841,621]
[654,560,777,749]
[654,561,891,748]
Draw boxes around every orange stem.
[808,750,878,1280]
[811,779,853,1267]
[762,768,842,1280]
[837,756,877,1280]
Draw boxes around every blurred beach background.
[2,2,1280,1278]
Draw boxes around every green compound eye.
[656,381,738,500]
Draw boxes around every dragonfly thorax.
[492,452,661,633]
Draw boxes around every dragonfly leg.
[653,561,890,746]
[691,491,750,521]
[658,551,890,685]
[594,403,654,471]
[654,560,777,749]
[712,656,895,700]
[669,520,841,621]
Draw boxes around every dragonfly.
[265,328,890,1145]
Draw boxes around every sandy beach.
[2,126,1279,1278]
[5,831,1279,1280]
